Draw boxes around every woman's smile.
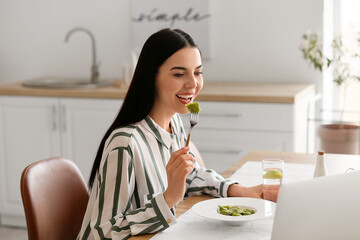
[176,94,194,104]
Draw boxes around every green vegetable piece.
[186,102,201,114]
[217,205,255,216]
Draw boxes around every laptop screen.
[271,171,360,240]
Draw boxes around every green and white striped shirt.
[77,114,236,240]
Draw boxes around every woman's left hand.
[227,184,263,199]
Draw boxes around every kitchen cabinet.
[0,96,121,226]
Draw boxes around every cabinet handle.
[200,149,242,155]
[52,106,57,131]
[201,113,242,118]
[62,105,66,132]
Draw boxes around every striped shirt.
[77,114,236,240]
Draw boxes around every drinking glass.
[262,158,284,202]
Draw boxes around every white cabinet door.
[0,96,60,220]
[60,98,122,182]
[0,96,121,226]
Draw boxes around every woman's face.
[154,47,203,116]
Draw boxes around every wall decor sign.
[131,0,211,58]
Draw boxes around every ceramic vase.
[317,123,359,154]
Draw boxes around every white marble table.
[152,209,273,240]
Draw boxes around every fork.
[185,112,199,147]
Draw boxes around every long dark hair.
[88,28,198,188]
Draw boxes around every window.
[338,0,360,122]
[323,0,360,122]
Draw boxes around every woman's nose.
[185,75,197,88]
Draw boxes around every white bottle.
[313,150,328,178]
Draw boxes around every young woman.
[77,28,263,240]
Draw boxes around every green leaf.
[326,58,332,67]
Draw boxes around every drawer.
[181,101,293,132]
[190,129,293,173]
[192,128,292,153]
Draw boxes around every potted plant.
[300,32,360,154]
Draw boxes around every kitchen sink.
[22,77,114,89]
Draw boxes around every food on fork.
[186,102,201,114]
[185,102,200,147]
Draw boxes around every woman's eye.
[195,71,203,76]
[174,73,184,77]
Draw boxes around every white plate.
[191,197,276,225]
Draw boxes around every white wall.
[0,0,323,85]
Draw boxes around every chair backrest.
[20,157,89,240]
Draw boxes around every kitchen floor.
[0,225,27,240]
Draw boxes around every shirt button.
[167,219,172,223]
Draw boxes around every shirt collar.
[141,116,177,149]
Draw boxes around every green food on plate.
[186,102,201,114]
[217,205,256,216]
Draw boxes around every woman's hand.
[263,184,280,202]
[227,184,264,199]
[163,146,195,208]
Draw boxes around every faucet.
[65,27,100,84]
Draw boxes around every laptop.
[271,170,360,240]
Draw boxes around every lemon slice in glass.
[263,170,283,179]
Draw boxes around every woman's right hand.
[163,146,195,208]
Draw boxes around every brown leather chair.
[20,157,89,240]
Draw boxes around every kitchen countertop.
[0,81,315,104]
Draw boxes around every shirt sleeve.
[89,147,176,240]
[184,159,238,198]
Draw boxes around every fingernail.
[184,146,190,151]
